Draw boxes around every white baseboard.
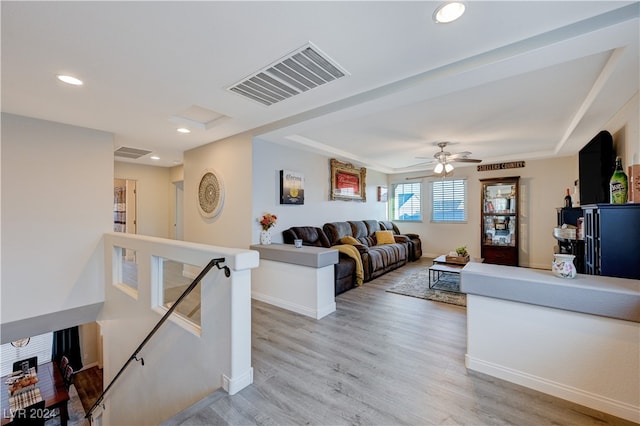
[466,355,640,423]
[251,292,336,320]
[422,252,440,259]
[222,367,253,395]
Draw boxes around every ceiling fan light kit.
[416,141,481,174]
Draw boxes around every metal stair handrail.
[85,257,230,421]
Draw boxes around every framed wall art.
[377,186,388,202]
[197,169,224,218]
[280,170,304,205]
[330,159,366,202]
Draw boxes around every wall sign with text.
[477,161,525,172]
[280,170,304,205]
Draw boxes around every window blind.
[392,182,422,221]
[0,332,53,376]
[432,179,467,222]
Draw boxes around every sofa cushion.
[375,230,395,245]
[363,219,381,234]
[348,220,376,246]
[379,220,423,261]
[379,220,400,234]
[323,222,354,246]
[340,236,360,245]
[283,226,330,247]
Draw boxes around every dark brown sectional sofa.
[283,220,422,295]
[323,220,408,282]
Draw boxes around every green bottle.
[610,156,628,204]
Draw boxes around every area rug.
[386,268,466,307]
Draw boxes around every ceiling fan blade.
[453,158,482,163]
[447,151,472,159]
[402,160,434,168]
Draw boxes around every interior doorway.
[174,181,184,240]
[114,178,137,262]
[113,179,137,234]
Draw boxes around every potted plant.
[446,246,470,264]
[258,213,277,244]
[455,246,468,257]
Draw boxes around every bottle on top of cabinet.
[610,156,628,204]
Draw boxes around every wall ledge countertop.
[250,243,338,268]
[461,262,640,323]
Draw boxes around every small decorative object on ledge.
[260,230,272,245]
[552,253,577,279]
[258,213,277,245]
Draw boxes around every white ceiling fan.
[414,142,482,175]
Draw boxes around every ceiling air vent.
[228,42,349,106]
[114,146,152,159]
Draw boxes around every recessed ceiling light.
[176,128,191,134]
[150,156,160,160]
[56,74,83,86]
[433,2,466,23]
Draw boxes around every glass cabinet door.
[480,177,520,265]
[483,215,516,246]
[483,183,516,214]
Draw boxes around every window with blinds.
[0,332,53,376]
[432,179,467,222]
[391,182,422,221]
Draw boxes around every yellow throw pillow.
[340,236,360,245]
[376,230,395,245]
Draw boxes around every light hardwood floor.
[165,258,635,426]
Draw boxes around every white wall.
[252,138,388,244]
[1,113,112,340]
[114,162,173,238]
[183,134,254,248]
[605,91,639,167]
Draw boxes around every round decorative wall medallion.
[198,170,224,218]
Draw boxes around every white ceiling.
[2,1,638,173]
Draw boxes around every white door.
[174,181,184,240]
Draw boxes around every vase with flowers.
[258,213,277,245]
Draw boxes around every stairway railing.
[85,257,231,421]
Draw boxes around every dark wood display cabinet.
[480,176,519,266]
[582,203,640,279]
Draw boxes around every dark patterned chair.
[323,220,408,282]
[379,220,423,261]
[282,226,357,295]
